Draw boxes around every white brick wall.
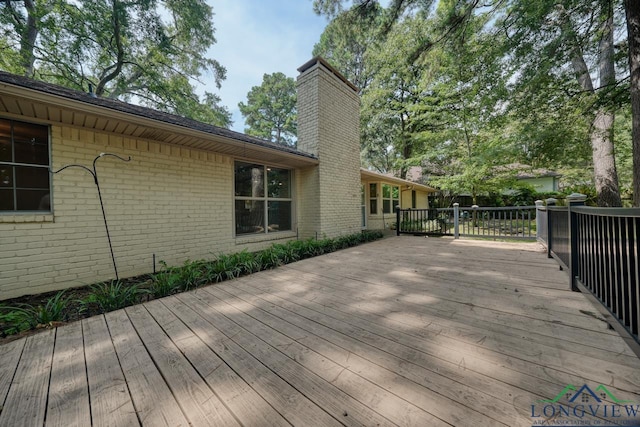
[0,58,364,300]
[0,126,295,299]
[297,60,362,239]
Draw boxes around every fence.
[396,205,536,240]
[537,195,640,355]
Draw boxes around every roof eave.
[0,81,319,168]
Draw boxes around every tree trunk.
[566,3,621,206]
[625,0,640,207]
[591,3,621,207]
[591,110,621,206]
[20,0,38,77]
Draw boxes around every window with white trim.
[382,184,399,214]
[0,118,51,212]
[234,161,292,235]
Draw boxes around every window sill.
[235,230,297,245]
[0,213,54,223]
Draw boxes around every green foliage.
[312,4,383,91]
[0,0,231,126]
[231,250,262,275]
[204,254,242,283]
[0,230,384,336]
[313,0,633,205]
[81,280,145,314]
[149,271,182,298]
[238,72,297,146]
[257,247,285,270]
[0,291,69,335]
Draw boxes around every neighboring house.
[514,168,561,193]
[0,57,371,300]
[361,169,436,230]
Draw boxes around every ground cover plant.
[0,230,383,341]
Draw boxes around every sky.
[205,1,329,133]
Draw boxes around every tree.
[501,0,625,206]
[238,72,297,146]
[314,0,632,206]
[625,0,640,206]
[0,0,231,127]
[312,4,384,92]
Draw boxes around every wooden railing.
[536,195,640,355]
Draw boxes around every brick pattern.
[297,61,362,239]
[1,58,363,299]
[0,126,294,299]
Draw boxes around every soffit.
[360,169,437,193]
[0,83,318,168]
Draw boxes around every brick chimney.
[296,57,361,238]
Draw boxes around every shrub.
[0,229,385,337]
[233,250,261,275]
[81,280,145,314]
[0,291,69,335]
[204,254,242,283]
[258,247,284,269]
[149,271,182,298]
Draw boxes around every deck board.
[124,304,239,427]
[0,338,24,410]
[83,315,139,427]
[162,294,341,427]
[143,299,291,427]
[46,322,91,427]
[105,310,189,427]
[199,285,447,427]
[0,330,55,427]
[0,237,639,426]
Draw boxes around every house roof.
[0,71,319,168]
[500,163,561,179]
[360,169,437,193]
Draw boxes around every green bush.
[81,280,145,314]
[149,271,182,298]
[231,250,261,275]
[204,254,242,283]
[0,291,69,335]
[1,229,385,337]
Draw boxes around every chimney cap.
[297,56,359,93]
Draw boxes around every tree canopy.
[0,0,231,127]
[238,72,297,146]
[313,0,638,206]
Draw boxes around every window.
[382,184,399,214]
[0,119,50,212]
[234,161,292,235]
[369,183,377,214]
[411,190,416,209]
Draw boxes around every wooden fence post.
[567,193,587,292]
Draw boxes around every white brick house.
[0,57,434,299]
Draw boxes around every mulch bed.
[0,274,154,345]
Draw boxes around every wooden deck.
[1,236,639,427]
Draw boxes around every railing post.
[396,206,400,236]
[453,203,460,239]
[535,200,543,241]
[567,193,587,292]
[545,198,557,258]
